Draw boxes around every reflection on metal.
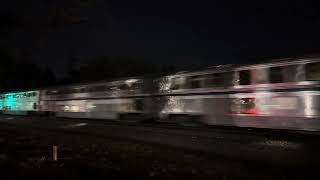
[62,123,88,128]
[53,145,58,161]
[256,140,301,149]
[305,95,313,116]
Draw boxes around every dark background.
[1,0,320,91]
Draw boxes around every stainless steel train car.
[39,77,150,120]
[159,58,320,131]
[1,57,320,131]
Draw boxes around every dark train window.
[47,90,59,95]
[306,62,320,81]
[269,66,284,83]
[189,75,204,88]
[231,98,256,114]
[206,72,233,87]
[86,86,105,92]
[60,89,71,94]
[130,81,143,90]
[95,85,108,91]
[80,88,85,93]
[135,99,144,111]
[117,84,126,90]
[283,65,300,82]
[239,70,251,85]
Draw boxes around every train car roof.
[1,55,320,94]
[166,56,320,78]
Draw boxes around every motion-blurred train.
[1,57,320,131]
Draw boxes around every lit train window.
[238,70,251,85]
[306,62,320,81]
[269,66,284,83]
[170,77,185,90]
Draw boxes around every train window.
[80,88,85,93]
[95,85,108,91]
[60,89,70,94]
[206,72,233,87]
[46,90,58,95]
[170,77,185,90]
[189,75,205,88]
[119,84,130,90]
[71,88,79,93]
[87,85,107,92]
[238,70,251,85]
[306,62,320,81]
[269,66,284,83]
[283,65,301,82]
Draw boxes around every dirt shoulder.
[0,121,317,180]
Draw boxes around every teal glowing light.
[5,93,15,110]
[2,91,38,111]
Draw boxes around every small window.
[119,84,130,90]
[32,92,37,96]
[239,70,251,85]
[283,65,300,82]
[46,90,58,95]
[269,66,284,83]
[170,77,185,90]
[60,89,71,94]
[80,88,85,93]
[189,75,205,89]
[72,88,80,93]
[206,72,233,87]
[306,62,320,81]
[130,81,143,90]
[95,85,107,91]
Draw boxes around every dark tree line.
[0,50,56,92]
[0,50,175,92]
[64,56,176,84]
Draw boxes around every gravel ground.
[0,118,319,179]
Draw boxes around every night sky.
[1,0,320,77]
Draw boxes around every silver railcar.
[159,58,320,131]
[2,57,320,131]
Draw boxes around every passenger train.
[1,57,320,131]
